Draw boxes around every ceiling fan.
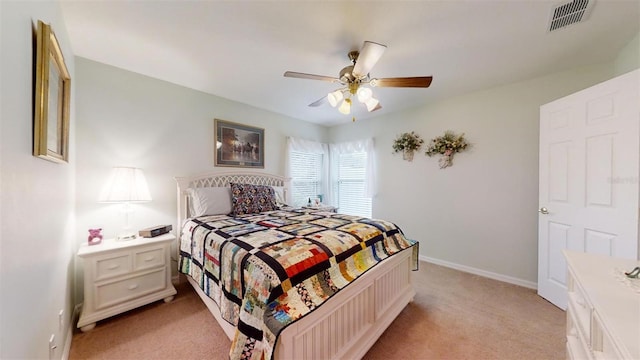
[284,41,432,119]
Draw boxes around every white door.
[538,70,639,310]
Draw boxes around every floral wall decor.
[425,130,469,169]
[392,131,424,161]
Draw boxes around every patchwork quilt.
[179,208,418,360]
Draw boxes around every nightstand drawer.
[95,268,167,310]
[95,252,131,281]
[133,246,165,271]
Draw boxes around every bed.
[175,171,418,360]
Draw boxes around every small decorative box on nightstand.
[77,233,177,332]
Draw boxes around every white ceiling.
[60,0,640,126]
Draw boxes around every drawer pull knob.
[128,284,139,290]
[107,264,120,270]
[144,257,155,262]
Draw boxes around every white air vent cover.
[548,0,595,31]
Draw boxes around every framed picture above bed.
[33,20,71,163]
[214,119,264,168]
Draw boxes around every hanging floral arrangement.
[425,130,469,169]
[392,131,424,161]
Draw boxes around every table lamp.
[99,167,152,240]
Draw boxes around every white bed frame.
[175,171,415,360]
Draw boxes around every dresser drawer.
[567,303,593,359]
[133,246,165,271]
[567,271,592,345]
[95,268,167,310]
[567,333,592,360]
[95,252,131,281]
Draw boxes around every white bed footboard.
[276,248,415,360]
[186,248,414,360]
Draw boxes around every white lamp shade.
[99,167,152,202]
[357,87,373,103]
[365,97,380,112]
[338,98,351,114]
[327,90,344,107]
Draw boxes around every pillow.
[187,187,232,217]
[272,186,288,206]
[230,183,278,216]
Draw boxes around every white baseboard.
[62,304,82,360]
[419,255,538,290]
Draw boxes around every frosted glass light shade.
[99,167,152,203]
[338,98,351,114]
[357,87,373,103]
[327,90,344,107]
[365,97,379,112]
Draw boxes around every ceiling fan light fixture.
[327,90,343,107]
[338,98,352,115]
[283,41,432,120]
[356,87,373,103]
[365,97,379,112]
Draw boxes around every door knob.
[538,207,549,215]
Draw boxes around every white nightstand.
[303,205,338,213]
[77,233,177,332]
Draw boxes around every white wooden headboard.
[175,171,290,229]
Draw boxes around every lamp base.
[117,232,138,241]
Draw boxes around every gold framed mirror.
[34,20,71,163]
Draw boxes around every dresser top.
[564,250,640,359]
[78,233,176,257]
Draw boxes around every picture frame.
[33,20,71,163]
[214,119,265,168]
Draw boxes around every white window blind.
[290,151,323,207]
[337,152,372,218]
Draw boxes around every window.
[331,138,375,218]
[287,137,374,215]
[286,137,329,207]
[336,151,372,218]
[289,150,323,207]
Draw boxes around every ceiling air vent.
[548,0,595,31]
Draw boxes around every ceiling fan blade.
[371,76,433,88]
[352,41,387,79]
[284,71,340,83]
[308,96,327,107]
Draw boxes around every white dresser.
[564,250,640,360]
[77,233,177,332]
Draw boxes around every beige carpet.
[69,262,566,360]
